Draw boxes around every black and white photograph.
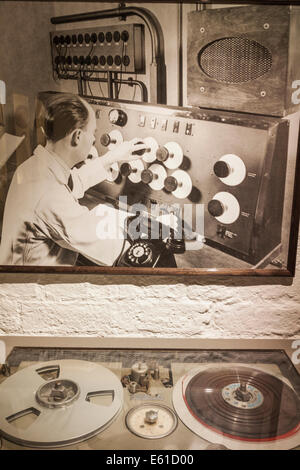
[0,0,300,274]
[1,1,300,455]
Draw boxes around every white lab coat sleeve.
[71,157,111,199]
[35,187,127,266]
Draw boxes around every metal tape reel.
[0,360,123,448]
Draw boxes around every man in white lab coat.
[0,93,146,266]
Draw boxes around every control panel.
[86,98,289,266]
[50,24,145,75]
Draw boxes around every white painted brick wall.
[0,239,300,339]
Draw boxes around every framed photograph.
[0,0,300,276]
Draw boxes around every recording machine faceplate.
[0,346,300,450]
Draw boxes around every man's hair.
[43,93,89,143]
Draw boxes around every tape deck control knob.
[100,133,116,147]
[109,109,128,127]
[120,163,135,177]
[208,199,225,217]
[156,146,170,162]
[214,161,230,178]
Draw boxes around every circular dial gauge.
[126,404,177,439]
[108,109,127,127]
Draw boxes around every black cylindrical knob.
[98,32,105,43]
[120,163,135,177]
[114,31,121,42]
[84,33,91,44]
[72,34,77,45]
[208,199,225,217]
[85,56,92,66]
[141,169,154,184]
[65,35,71,45]
[121,30,129,42]
[107,55,114,66]
[100,133,115,147]
[156,146,170,162]
[214,161,230,178]
[132,141,148,156]
[78,34,84,44]
[91,33,97,43]
[114,55,122,66]
[92,56,99,66]
[123,55,130,67]
[106,31,113,43]
[164,176,178,192]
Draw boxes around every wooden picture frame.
[0,0,300,276]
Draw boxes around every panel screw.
[263,23,270,29]
[200,27,205,33]
[200,87,205,93]
[260,90,266,97]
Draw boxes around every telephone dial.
[116,213,186,268]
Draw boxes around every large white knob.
[208,192,240,224]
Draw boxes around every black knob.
[65,35,71,45]
[72,34,77,45]
[208,199,224,217]
[59,35,65,45]
[114,31,121,42]
[106,31,113,43]
[141,170,154,184]
[164,176,178,192]
[115,55,122,66]
[79,55,85,65]
[99,55,106,66]
[92,56,99,66]
[66,56,72,65]
[107,55,114,66]
[98,32,105,43]
[123,55,130,67]
[121,30,129,42]
[132,141,148,156]
[120,163,134,177]
[214,161,230,178]
[91,33,97,43]
[53,36,60,45]
[73,56,79,65]
[85,56,92,66]
[84,33,91,44]
[156,146,169,162]
[78,34,84,44]
[100,133,115,147]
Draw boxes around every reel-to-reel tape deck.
[1,345,300,450]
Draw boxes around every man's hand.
[106,138,147,164]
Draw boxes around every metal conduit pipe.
[51,5,166,104]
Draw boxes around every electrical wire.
[117,40,126,99]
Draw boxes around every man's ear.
[70,129,81,147]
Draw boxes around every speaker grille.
[198,37,272,84]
